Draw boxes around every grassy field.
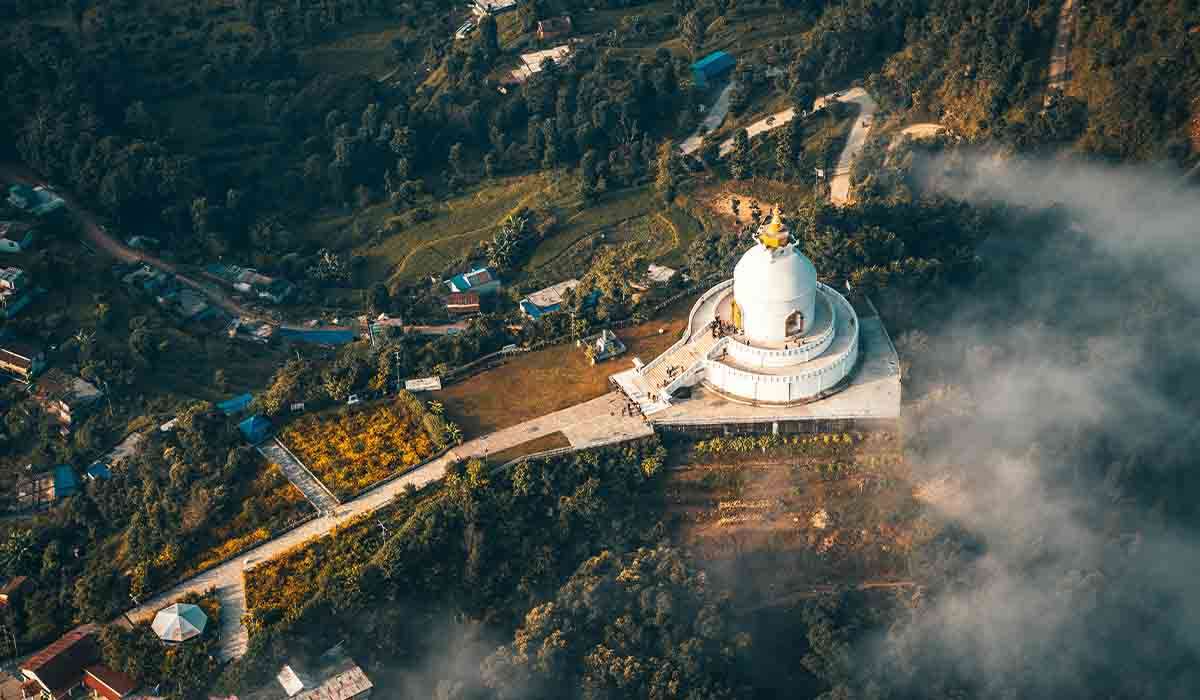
[485,431,571,465]
[317,174,706,292]
[327,172,568,285]
[439,295,694,436]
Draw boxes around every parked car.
[347,394,362,405]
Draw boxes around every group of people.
[709,318,737,339]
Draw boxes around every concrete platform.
[648,314,900,428]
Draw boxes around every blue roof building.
[53,465,78,500]
[519,279,598,320]
[238,415,272,444]
[691,51,736,89]
[217,393,254,416]
[86,462,112,481]
[444,267,501,296]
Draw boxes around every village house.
[443,267,500,295]
[519,278,583,319]
[19,625,138,700]
[207,264,295,304]
[444,291,480,315]
[0,221,36,253]
[0,576,30,608]
[536,16,572,41]
[509,45,572,83]
[13,466,78,512]
[32,370,103,430]
[0,338,46,381]
[261,650,372,700]
[227,317,276,344]
[472,0,516,16]
[1,267,34,319]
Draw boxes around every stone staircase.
[215,580,249,661]
[258,439,340,515]
[640,332,720,398]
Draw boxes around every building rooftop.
[34,370,102,406]
[83,665,137,700]
[692,50,735,71]
[248,650,372,700]
[21,624,100,699]
[646,264,677,284]
[0,338,42,371]
[523,279,580,309]
[53,465,78,499]
[445,267,497,293]
[0,267,25,288]
[511,44,572,82]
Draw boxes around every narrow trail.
[1044,0,1080,107]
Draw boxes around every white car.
[347,394,362,405]
[455,21,475,39]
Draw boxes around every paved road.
[826,89,878,205]
[258,439,340,514]
[122,392,651,657]
[705,87,877,205]
[679,82,737,156]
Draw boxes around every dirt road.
[0,162,259,321]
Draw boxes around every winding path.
[688,87,878,206]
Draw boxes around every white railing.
[640,279,732,377]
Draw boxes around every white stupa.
[613,210,860,409]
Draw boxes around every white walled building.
[613,211,869,412]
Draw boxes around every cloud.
[880,152,1200,696]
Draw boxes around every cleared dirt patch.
[663,434,919,603]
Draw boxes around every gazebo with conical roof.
[151,603,208,643]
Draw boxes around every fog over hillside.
[875,155,1200,697]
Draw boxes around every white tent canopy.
[151,603,208,643]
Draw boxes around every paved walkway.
[121,392,651,657]
[679,82,737,155]
[258,439,340,514]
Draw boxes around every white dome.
[733,243,818,344]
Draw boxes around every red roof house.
[82,666,137,700]
[20,624,101,700]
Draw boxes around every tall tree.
[655,141,676,203]
[478,13,499,59]
[730,128,751,179]
[680,11,706,60]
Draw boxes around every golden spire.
[759,206,789,248]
